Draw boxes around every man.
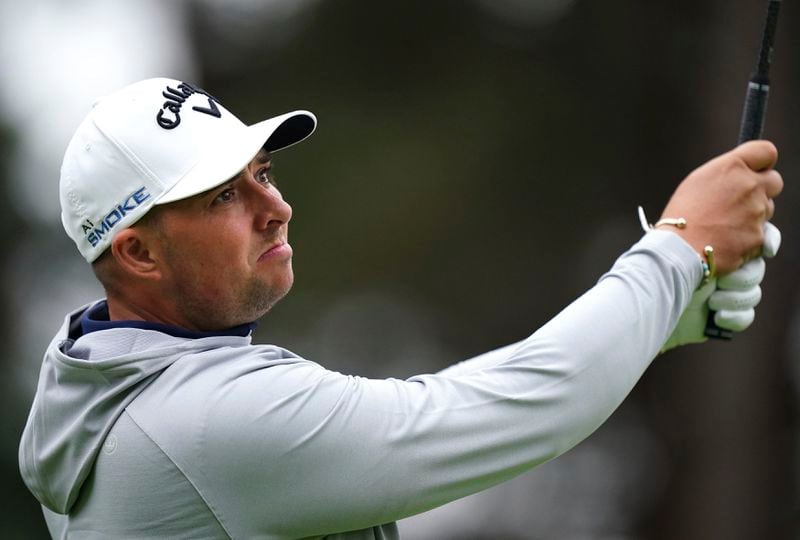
[20,77,782,539]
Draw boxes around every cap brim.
[156,110,316,205]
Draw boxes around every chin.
[241,275,293,320]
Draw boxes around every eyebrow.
[221,152,270,184]
[203,150,272,199]
[254,150,272,165]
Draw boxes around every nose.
[251,183,292,231]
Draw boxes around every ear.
[110,228,163,280]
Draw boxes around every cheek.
[165,230,248,284]
[197,241,252,287]
[160,213,256,287]
[193,222,252,262]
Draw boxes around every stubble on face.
[164,241,294,330]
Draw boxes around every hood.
[18,301,250,514]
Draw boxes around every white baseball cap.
[60,77,316,263]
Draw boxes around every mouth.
[258,241,292,262]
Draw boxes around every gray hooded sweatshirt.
[19,231,700,539]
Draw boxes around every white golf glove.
[661,222,780,352]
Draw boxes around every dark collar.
[79,300,257,339]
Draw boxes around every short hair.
[90,207,164,293]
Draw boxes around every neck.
[106,293,201,331]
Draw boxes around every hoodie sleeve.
[130,230,702,539]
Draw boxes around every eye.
[213,188,235,204]
[256,167,277,187]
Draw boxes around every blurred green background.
[2,0,799,538]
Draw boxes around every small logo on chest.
[102,435,118,455]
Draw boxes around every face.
[146,149,294,330]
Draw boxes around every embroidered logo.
[83,187,151,247]
[103,435,117,455]
[155,81,221,130]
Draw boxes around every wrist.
[638,206,715,289]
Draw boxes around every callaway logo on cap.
[60,77,316,263]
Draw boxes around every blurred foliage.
[0,119,49,537]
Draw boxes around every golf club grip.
[738,81,770,144]
[704,312,733,340]
[703,81,771,341]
